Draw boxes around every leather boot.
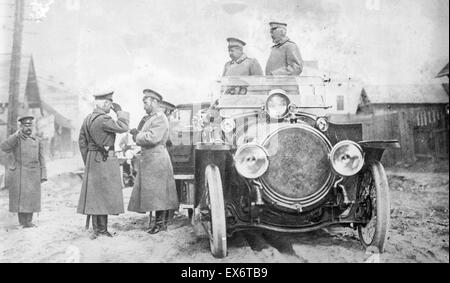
[147,211,167,234]
[91,215,113,239]
[25,213,35,228]
[165,210,174,226]
[18,213,25,226]
[161,210,168,231]
[21,213,35,228]
[98,215,113,237]
[90,215,99,239]
[148,211,153,229]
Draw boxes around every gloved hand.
[111,102,122,112]
[16,129,28,140]
[130,128,139,136]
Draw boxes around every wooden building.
[354,84,449,164]
[0,56,76,162]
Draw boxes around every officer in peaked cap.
[228,37,246,48]
[17,116,35,124]
[269,22,287,29]
[1,115,47,228]
[143,88,163,102]
[160,100,176,117]
[222,37,263,77]
[77,89,130,239]
[128,88,179,234]
[265,21,303,76]
[92,90,114,101]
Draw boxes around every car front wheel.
[357,161,391,253]
[202,164,227,258]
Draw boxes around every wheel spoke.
[357,162,390,252]
[359,168,377,245]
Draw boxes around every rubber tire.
[358,161,391,253]
[205,164,227,258]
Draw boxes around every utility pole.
[7,0,25,136]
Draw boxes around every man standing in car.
[265,22,303,76]
[223,37,263,76]
[77,90,129,239]
[128,89,179,234]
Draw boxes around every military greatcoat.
[223,54,263,76]
[128,111,179,212]
[77,109,129,215]
[1,133,46,213]
[265,37,303,76]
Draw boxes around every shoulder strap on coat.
[137,115,151,131]
[84,113,104,147]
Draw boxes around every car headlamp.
[288,103,297,114]
[265,89,290,119]
[220,118,235,134]
[316,117,329,132]
[330,141,364,177]
[234,144,269,179]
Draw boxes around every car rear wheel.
[202,164,227,258]
[357,161,390,253]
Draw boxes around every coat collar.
[230,54,248,65]
[272,37,290,48]
[145,110,163,120]
[93,108,108,115]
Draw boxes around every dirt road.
[0,158,448,263]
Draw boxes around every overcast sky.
[1,0,449,120]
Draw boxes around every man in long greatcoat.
[1,116,47,228]
[265,22,303,76]
[77,91,129,239]
[223,37,263,77]
[128,89,179,234]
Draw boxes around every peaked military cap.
[227,37,246,48]
[160,100,175,110]
[18,115,34,124]
[143,89,163,102]
[269,22,288,29]
[93,91,114,101]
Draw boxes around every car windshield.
[216,76,330,111]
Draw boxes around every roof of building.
[41,101,72,129]
[1,55,74,129]
[363,84,449,105]
[24,57,41,109]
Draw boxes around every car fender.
[358,140,401,162]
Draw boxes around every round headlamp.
[220,118,235,134]
[265,89,290,119]
[316,117,329,132]
[330,141,364,177]
[234,143,269,179]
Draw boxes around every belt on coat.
[88,145,115,161]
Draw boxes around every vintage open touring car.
[179,75,400,258]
